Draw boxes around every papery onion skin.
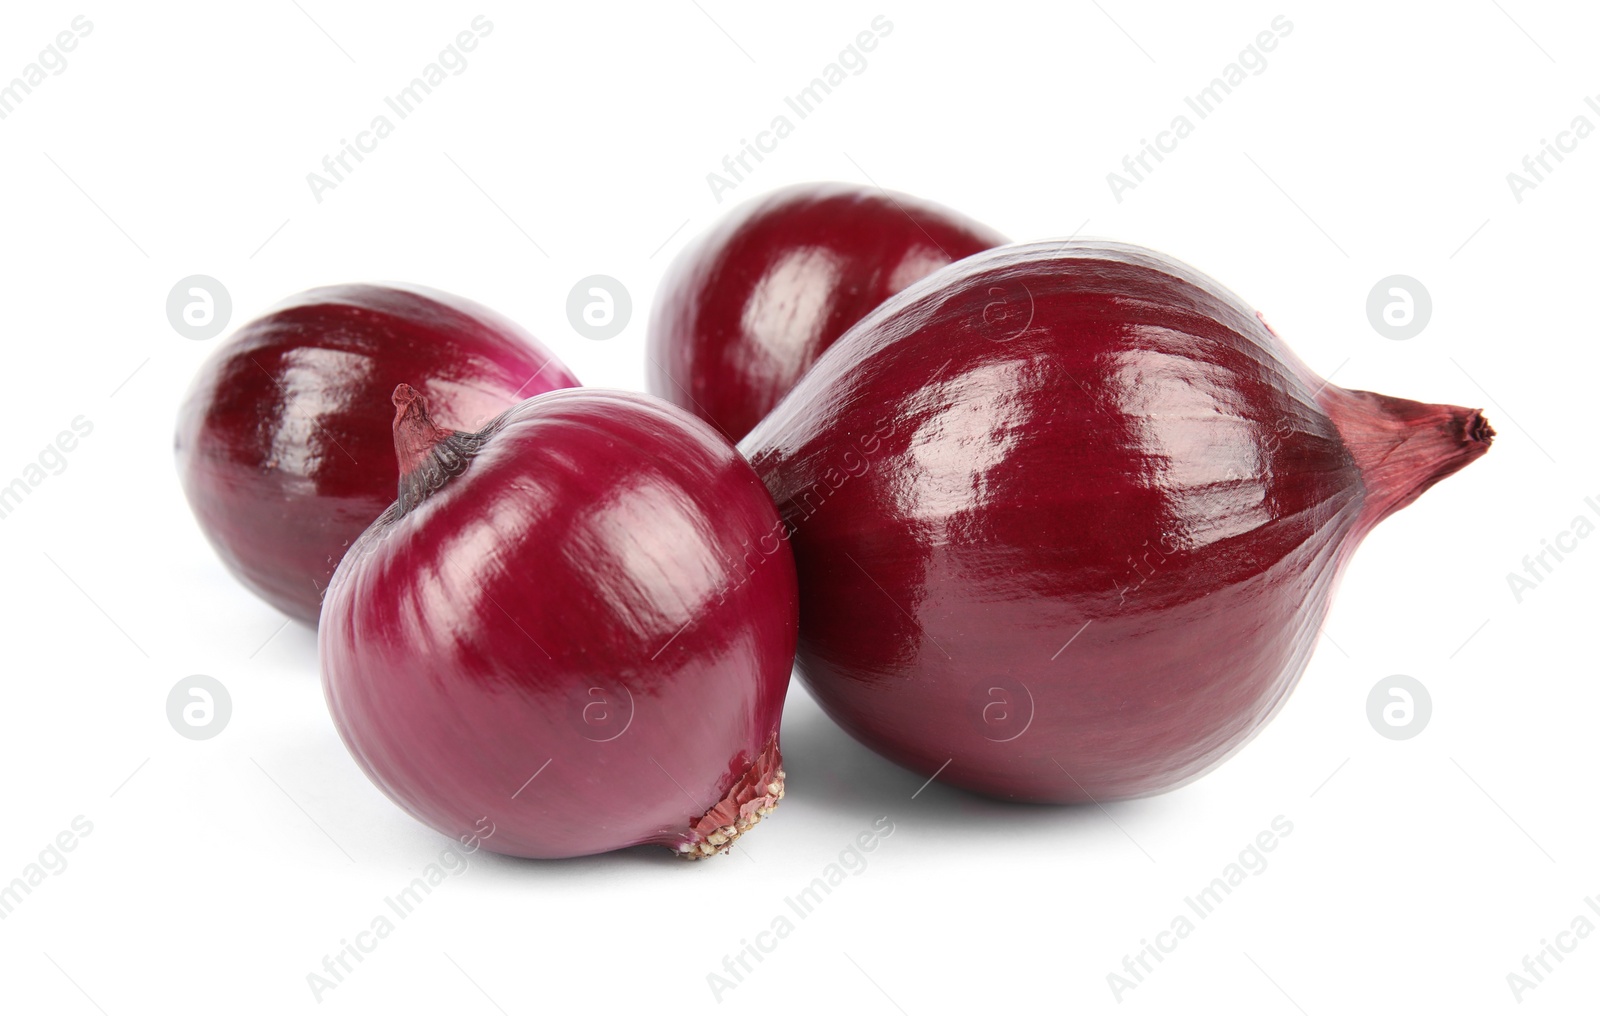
[175,284,577,624]
[320,387,796,859]
[741,240,1491,803]
[648,182,1005,441]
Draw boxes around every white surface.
[1,2,1595,1013]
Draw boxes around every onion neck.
[391,383,482,517]
[1319,384,1493,534]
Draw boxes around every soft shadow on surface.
[468,841,692,876]
[778,685,1159,839]
[250,611,320,677]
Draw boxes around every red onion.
[741,240,1492,802]
[175,285,577,624]
[648,182,1004,441]
[320,385,796,858]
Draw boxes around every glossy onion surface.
[648,182,1004,441]
[742,241,1491,803]
[176,284,577,623]
[321,388,797,858]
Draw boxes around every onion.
[740,240,1492,802]
[175,284,577,623]
[320,385,796,858]
[647,182,1004,441]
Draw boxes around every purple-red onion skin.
[175,284,577,624]
[648,182,1005,441]
[741,241,1490,803]
[320,389,797,859]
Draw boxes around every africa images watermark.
[305,817,496,1002]
[0,815,94,921]
[1504,493,1600,603]
[705,15,894,203]
[706,815,897,1001]
[700,414,898,614]
[306,16,494,203]
[0,416,94,523]
[1106,15,1293,203]
[1505,894,1600,1003]
[0,15,93,121]
[1106,815,1294,1002]
[1505,90,1599,204]
[1111,530,1181,605]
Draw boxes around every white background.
[1,2,1595,1013]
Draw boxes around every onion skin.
[320,387,796,859]
[175,285,577,624]
[741,241,1492,803]
[648,182,1005,441]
